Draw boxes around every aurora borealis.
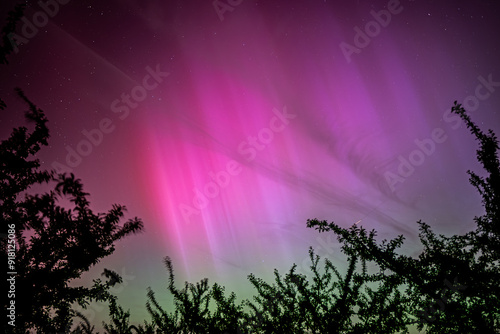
[1,0,500,329]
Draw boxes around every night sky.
[1,0,500,329]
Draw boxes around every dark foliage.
[0,2,25,64]
[0,90,144,333]
[109,250,407,333]
[307,101,500,333]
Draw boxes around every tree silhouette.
[307,101,500,333]
[115,246,407,333]
[0,89,144,333]
[144,256,244,333]
[244,248,409,333]
[0,2,25,64]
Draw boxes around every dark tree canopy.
[0,90,144,333]
[307,101,500,333]
[0,3,25,65]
